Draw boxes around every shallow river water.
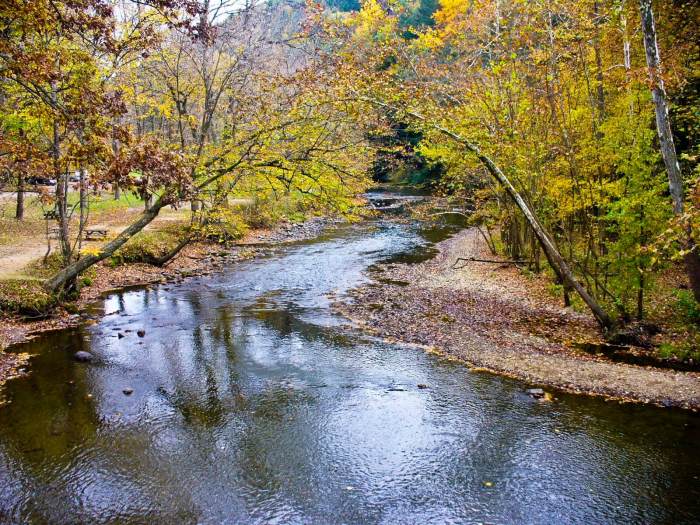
[1,217,699,524]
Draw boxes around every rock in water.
[526,388,545,398]
[74,351,93,363]
[123,388,134,395]
[137,330,146,337]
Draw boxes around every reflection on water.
[1,220,699,524]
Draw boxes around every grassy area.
[0,190,147,246]
[66,190,145,214]
[1,189,145,219]
[111,226,185,266]
[0,279,56,317]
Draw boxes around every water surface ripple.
[1,220,699,524]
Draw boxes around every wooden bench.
[43,210,59,220]
[84,229,108,241]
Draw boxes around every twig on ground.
[452,256,529,269]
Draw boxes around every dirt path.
[0,239,49,279]
[0,206,189,280]
[339,228,700,410]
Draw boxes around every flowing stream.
[1,200,699,524]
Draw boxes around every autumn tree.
[0,0,202,275]
[44,0,376,292]
[328,0,699,329]
[638,0,700,303]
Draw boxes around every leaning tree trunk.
[639,0,700,302]
[44,166,245,294]
[362,97,614,329]
[45,198,167,293]
[154,234,192,267]
[445,129,613,329]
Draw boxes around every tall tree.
[44,1,375,293]
[639,0,700,302]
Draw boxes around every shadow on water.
[1,197,699,524]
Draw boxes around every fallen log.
[451,256,529,269]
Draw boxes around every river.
[0,208,699,524]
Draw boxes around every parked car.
[27,176,56,186]
[68,171,89,183]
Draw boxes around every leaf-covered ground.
[338,228,700,410]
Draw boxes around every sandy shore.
[338,228,700,410]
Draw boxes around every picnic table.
[84,228,108,241]
[47,227,107,241]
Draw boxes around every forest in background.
[1,0,699,356]
[331,0,700,353]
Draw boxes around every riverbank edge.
[0,216,343,393]
[336,227,700,411]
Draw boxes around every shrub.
[658,341,700,362]
[111,230,181,265]
[199,208,249,243]
[241,200,281,229]
[239,193,311,229]
[674,290,700,324]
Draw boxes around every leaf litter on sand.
[338,228,700,410]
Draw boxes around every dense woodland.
[1,0,699,350]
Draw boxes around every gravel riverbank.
[338,228,700,410]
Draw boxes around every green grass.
[66,191,145,214]
[111,226,185,266]
[25,252,64,279]
[658,342,700,363]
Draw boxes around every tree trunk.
[78,168,88,253]
[435,123,612,328]
[592,1,606,123]
[15,171,24,220]
[112,124,121,200]
[639,0,700,302]
[45,198,167,293]
[53,119,71,262]
[154,235,192,266]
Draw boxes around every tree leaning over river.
[0,1,377,294]
[362,97,613,329]
[327,0,700,331]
